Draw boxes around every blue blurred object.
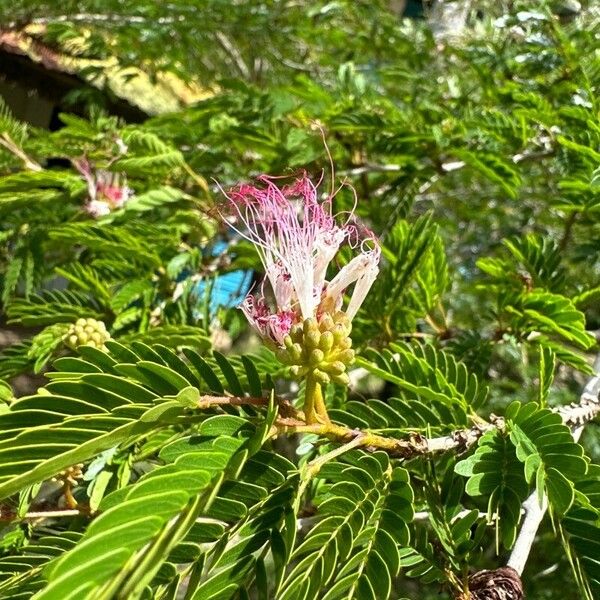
[194,240,253,319]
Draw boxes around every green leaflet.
[358,341,487,425]
[506,401,588,515]
[277,451,413,600]
[455,430,529,549]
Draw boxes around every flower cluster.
[277,312,354,386]
[74,158,133,217]
[224,173,380,352]
[64,318,111,351]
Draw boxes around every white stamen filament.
[224,174,380,345]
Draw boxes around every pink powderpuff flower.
[223,173,380,346]
[74,158,133,217]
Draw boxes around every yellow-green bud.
[338,337,353,350]
[309,349,325,365]
[276,314,355,388]
[290,324,303,343]
[332,323,347,343]
[291,343,303,362]
[337,349,355,364]
[290,365,308,378]
[332,372,350,386]
[319,314,334,332]
[319,331,334,353]
[313,369,331,384]
[64,318,111,351]
[305,330,321,350]
[276,348,290,364]
[303,318,318,335]
[327,361,346,375]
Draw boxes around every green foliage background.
[0,1,599,598]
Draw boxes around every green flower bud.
[313,369,331,384]
[319,331,334,353]
[326,360,346,375]
[305,330,321,350]
[64,318,111,351]
[290,324,304,343]
[291,343,303,362]
[337,349,355,364]
[303,317,318,335]
[290,365,308,378]
[275,315,355,389]
[338,337,353,350]
[276,348,290,364]
[319,314,334,332]
[332,372,350,386]
[332,323,347,343]
[309,349,325,365]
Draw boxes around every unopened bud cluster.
[64,318,111,351]
[51,464,84,486]
[277,311,355,385]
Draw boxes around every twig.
[0,134,42,171]
[199,378,599,461]
[196,394,300,420]
[294,435,367,512]
[213,31,250,79]
[21,509,81,519]
[507,492,548,576]
[272,416,502,458]
[8,13,186,27]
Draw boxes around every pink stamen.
[223,173,380,347]
[74,158,133,216]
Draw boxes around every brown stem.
[62,483,77,509]
[196,382,600,460]
[559,210,578,251]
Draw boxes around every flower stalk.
[304,374,328,424]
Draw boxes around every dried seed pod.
[465,567,523,600]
